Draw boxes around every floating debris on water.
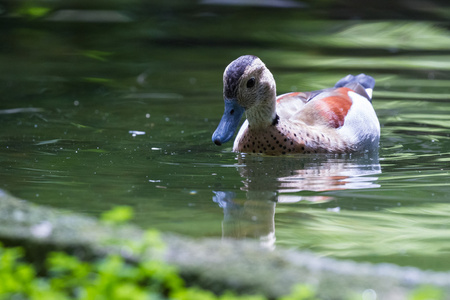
[129,130,146,137]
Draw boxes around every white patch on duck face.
[337,91,380,151]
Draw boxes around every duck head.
[212,55,277,146]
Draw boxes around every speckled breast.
[233,119,353,155]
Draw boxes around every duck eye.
[246,77,255,88]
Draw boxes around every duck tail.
[334,74,375,101]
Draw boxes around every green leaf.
[101,206,134,224]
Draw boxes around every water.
[1,1,450,272]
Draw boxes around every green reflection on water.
[276,201,450,271]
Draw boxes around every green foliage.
[100,206,134,225]
[279,285,318,300]
[0,238,274,300]
[409,285,444,300]
[171,288,266,300]
[0,246,34,295]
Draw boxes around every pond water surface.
[1,1,450,272]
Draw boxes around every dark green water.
[1,1,450,271]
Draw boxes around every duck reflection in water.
[213,154,381,249]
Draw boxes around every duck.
[212,55,380,155]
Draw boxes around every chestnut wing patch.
[315,88,353,128]
[277,88,354,129]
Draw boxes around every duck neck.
[245,94,277,130]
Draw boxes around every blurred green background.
[1,0,450,272]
